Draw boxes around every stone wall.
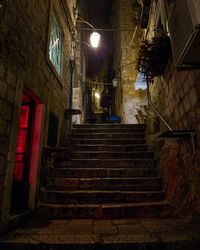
[114,0,147,124]
[144,0,200,218]
[148,59,200,218]
[0,0,77,231]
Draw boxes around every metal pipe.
[150,102,173,131]
[76,16,96,30]
[146,80,196,153]
[190,132,196,154]
[79,28,137,32]
[130,25,138,48]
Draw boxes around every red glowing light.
[12,90,43,210]
[14,162,23,181]
[19,106,29,128]
[14,105,30,180]
[16,129,27,153]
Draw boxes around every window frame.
[49,11,64,75]
[46,1,65,85]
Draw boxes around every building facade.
[139,0,200,217]
[0,0,81,233]
[113,0,200,218]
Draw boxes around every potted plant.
[136,34,171,83]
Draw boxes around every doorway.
[10,91,42,213]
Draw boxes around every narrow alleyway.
[0,0,200,249]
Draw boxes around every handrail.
[146,80,173,131]
[149,101,173,131]
[146,80,196,153]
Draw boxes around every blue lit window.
[49,12,63,75]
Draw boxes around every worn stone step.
[45,177,162,191]
[70,138,146,145]
[48,167,157,178]
[40,189,165,204]
[72,151,154,159]
[57,159,155,168]
[39,122,168,221]
[73,144,148,151]
[71,128,146,134]
[73,124,146,129]
[69,133,146,140]
[37,201,171,219]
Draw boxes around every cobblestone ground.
[0,218,200,249]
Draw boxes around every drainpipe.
[69,59,75,129]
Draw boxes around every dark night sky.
[85,0,114,79]
[86,0,113,27]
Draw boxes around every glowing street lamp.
[94,91,100,99]
[90,32,101,48]
[76,16,101,48]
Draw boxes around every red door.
[10,102,34,213]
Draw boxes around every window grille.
[49,12,63,74]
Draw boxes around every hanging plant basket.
[136,35,171,83]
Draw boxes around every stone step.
[48,167,157,178]
[57,159,155,168]
[70,138,146,145]
[71,128,146,134]
[69,133,146,140]
[37,201,171,219]
[40,188,165,204]
[45,177,162,191]
[39,122,168,221]
[73,144,148,151]
[73,124,146,129]
[72,151,154,159]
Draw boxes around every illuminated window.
[49,12,63,74]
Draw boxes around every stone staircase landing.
[0,218,200,250]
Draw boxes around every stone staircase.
[5,124,197,250]
[38,124,171,219]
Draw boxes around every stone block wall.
[148,56,200,218]
[0,0,77,231]
[143,0,200,219]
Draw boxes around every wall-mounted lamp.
[112,78,118,87]
[76,16,101,48]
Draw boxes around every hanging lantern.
[90,32,101,48]
[112,78,118,87]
